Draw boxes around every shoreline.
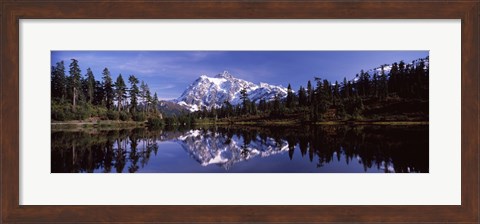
[194,120,429,126]
[51,119,428,130]
[51,120,146,130]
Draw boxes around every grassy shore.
[193,119,428,126]
[52,115,428,131]
[51,119,146,131]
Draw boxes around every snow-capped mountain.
[175,71,288,112]
[175,129,289,170]
[353,57,429,82]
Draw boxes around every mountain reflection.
[176,129,290,170]
[51,125,428,173]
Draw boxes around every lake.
[51,125,428,173]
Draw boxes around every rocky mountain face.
[174,71,288,112]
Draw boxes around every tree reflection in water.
[51,125,428,173]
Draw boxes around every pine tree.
[358,70,365,96]
[85,68,95,104]
[323,79,332,103]
[152,92,159,114]
[333,81,340,106]
[372,72,379,98]
[313,77,330,120]
[51,61,66,102]
[272,94,281,114]
[306,80,313,106]
[145,89,152,114]
[223,101,233,117]
[342,77,350,98]
[298,86,307,107]
[93,81,104,106]
[240,88,249,114]
[286,84,294,109]
[139,81,150,115]
[128,75,140,114]
[114,74,127,112]
[258,99,267,112]
[398,60,406,97]
[102,68,114,110]
[69,59,82,111]
[250,101,257,115]
[379,65,388,99]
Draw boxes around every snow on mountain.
[363,64,393,76]
[352,57,429,83]
[175,71,288,112]
[175,129,289,170]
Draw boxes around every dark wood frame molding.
[1,1,478,223]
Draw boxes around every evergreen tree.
[128,75,140,113]
[272,94,281,115]
[323,79,332,102]
[139,81,150,115]
[258,99,267,112]
[398,60,406,97]
[306,80,313,106]
[223,101,233,117]
[298,86,307,107]
[372,72,379,98]
[240,88,249,114]
[85,68,95,104]
[286,83,294,109]
[69,59,82,111]
[93,81,104,106]
[51,61,66,102]
[379,65,389,99]
[389,62,399,95]
[114,74,127,112]
[250,101,257,115]
[333,81,340,106]
[341,77,350,98]
[145,89,152,114]
[102,68,114,110]
[152,92,159,114]
[313,77,330,120]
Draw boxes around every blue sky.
[51,51,428,100]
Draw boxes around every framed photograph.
[1,1,478,223]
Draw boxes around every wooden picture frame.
[1,1,478,223]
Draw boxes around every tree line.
[51,59,161,122]
[52,56,429,124]
[195,56,429,122]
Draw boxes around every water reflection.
[51,125,428,173]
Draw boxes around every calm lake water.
[51,125,428,173]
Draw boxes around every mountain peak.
[175,71,288,112]
[215,71,234,79]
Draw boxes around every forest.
[51,59,163,124]
[194,56,429,124]
[51,56,429,127]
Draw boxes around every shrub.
[119,111,130,121]
[164,116,177,126]
[63,109,75,120]
[132,113,145,122]
[75,108,90,120]
[107,110,119,120]
[52,110,65,121]
[147,117,164,127]
[95,107,108,120]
